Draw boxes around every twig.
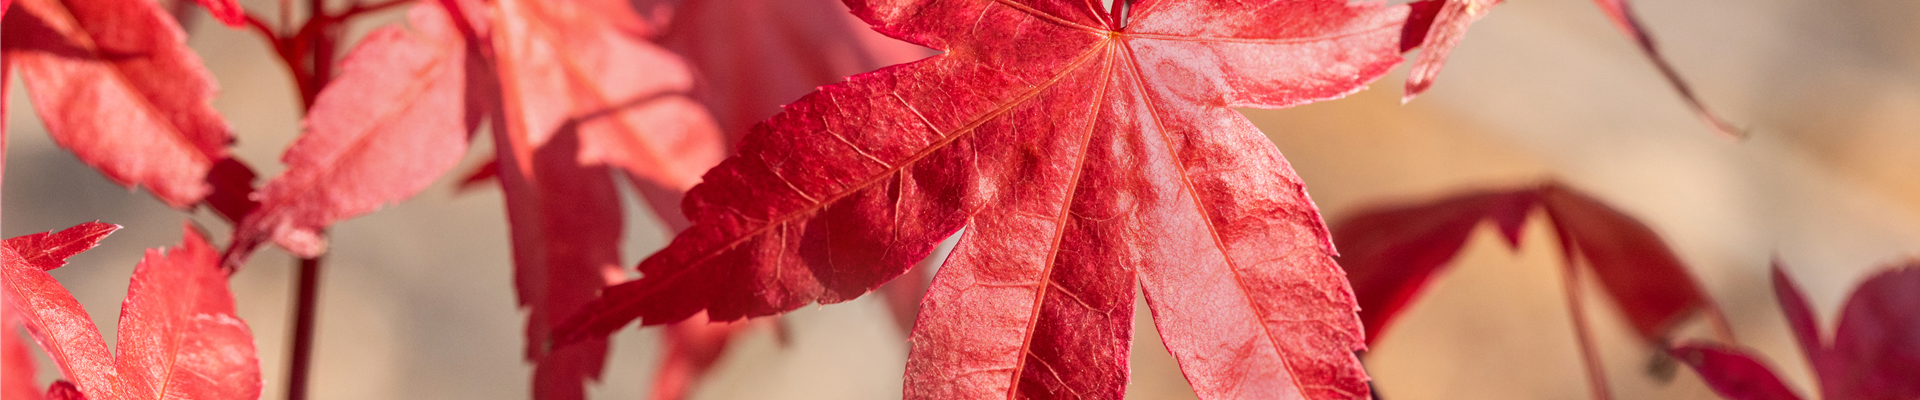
[1562,261,1615,400]
[243,13,281,40]
[286,256,324,400]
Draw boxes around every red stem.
[233,0,414,398]
[1561,262,1614,400]
[286,256,324,400]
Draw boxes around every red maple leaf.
[560,1,1415,397]
[5,301,38,400]
[0,0,239,209]
[470,0,727,397]
[1671,262,1920,400]
[648,1,936,397]
[1398,0,1741,137]
[225,3,483,264]
[1,222,261,400]
[1330,182,1718,345]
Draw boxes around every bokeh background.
[7,0,1920,398]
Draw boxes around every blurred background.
[7,0,1920,398]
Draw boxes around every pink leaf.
[1,222,117,272]
[647,312,746,400]
[227,4,479,263]
[3,222,260,400]
[5,297,44,400]
[112,224,261,400]
[483,0,727,397]
[1,0,234,208]
[1,224,119,398]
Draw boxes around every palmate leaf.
[1671,263,1920,400]
[560,0,1413,398]
[0,0,238,209]
[648,0,935,397]
[5,302,39,400]
[1,222,261,400]
[1331,182,1713,345]
[226,4,482,264]
[479,0,725,398]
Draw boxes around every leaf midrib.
[620,33,1112,323]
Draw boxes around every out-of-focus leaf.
[485,0,727,397]
[5,291,43,400]
[1668,343,1804,400]
[1332,182,1712,344]
[647,311,746,400]
[42,382,79,400]
[1677,263,1920,400]
[655,0,932,144]
[0,0,235,208]
[1823,264,1920,400]
[226,4,480,264]
[203,157,260,223]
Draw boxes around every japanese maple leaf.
[6,302,38,400]
[559,0,1413,398]
[1397,0,1740,137]
[477,0,726,398]
[0,0,241,209]
[1,222,261,400]
[1331,181,1715,345]
[1670,262,1920,400]
[224,3,483,265]
[647,0,935,397]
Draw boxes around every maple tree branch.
[243,13,282,41]
[1561,262,1614,400]
[286,255,324,400]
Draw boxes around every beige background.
[8,0,1920,398]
